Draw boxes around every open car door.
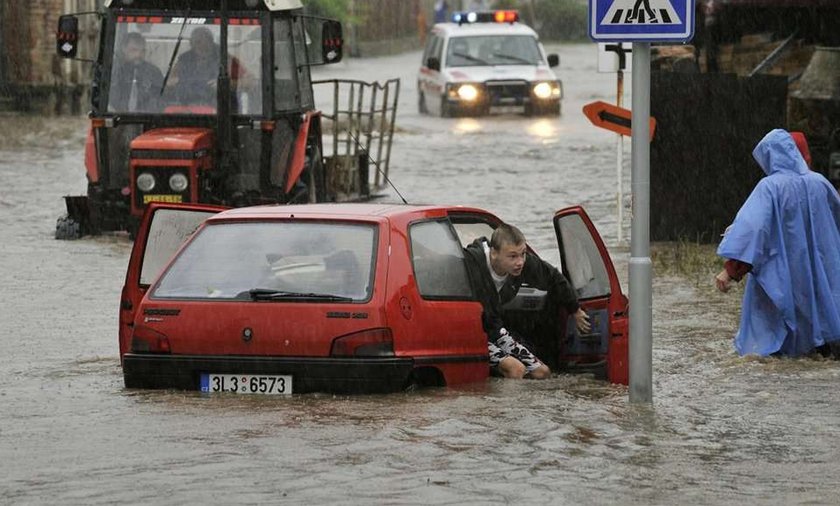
[118,203,229,362]
[554,206,628,384]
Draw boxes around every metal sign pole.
[616,69,624,245]
[629,42,652,403]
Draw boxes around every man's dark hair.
[490,223,526,251]
[123,32,146,48]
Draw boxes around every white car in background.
[417,10,563,117]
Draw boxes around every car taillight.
[131,325,171,353]
[330,328,394,357]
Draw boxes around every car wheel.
[440,96,452,118]
[55,213,82,240]
[418,91,428,114]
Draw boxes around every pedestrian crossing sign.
[589,0,695,42]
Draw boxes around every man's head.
[189,27,215,57]
[489,223,527,277]
[121,32,146,64]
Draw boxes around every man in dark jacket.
[108,32,164,113]
[463,223,591,379]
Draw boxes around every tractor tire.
[55,213,82,240]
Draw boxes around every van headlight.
[169,173,189,192]
[136,173,155,192]
[533,82,556,100]
[456,83,479,101]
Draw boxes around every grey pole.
[629,42,652,403]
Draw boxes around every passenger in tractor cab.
[167,27,252,108]
[463,224,592,379]
[108,32,164,113]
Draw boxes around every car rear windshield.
[151,221,376,302]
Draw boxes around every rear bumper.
[123,353,415,394]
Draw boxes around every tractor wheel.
[55,213,82,240]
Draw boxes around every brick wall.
[0,0,100,112]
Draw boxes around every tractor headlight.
[169,173,189,192]
[457,84,479,102]
[136,173,156,192]
[533,82,554,100]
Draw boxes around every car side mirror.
[426,57,440,71]
[547,53,560,68]
[57,15,79,58]
[321,20,343,64]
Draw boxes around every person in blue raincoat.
[715,129,840,357]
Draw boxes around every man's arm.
[527,256,590,333]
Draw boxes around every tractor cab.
[55,0,395,239]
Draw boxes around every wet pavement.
[2,44,840,505]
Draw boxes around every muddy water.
[2,44,840,504]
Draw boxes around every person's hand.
[715,269,732,293]
[574,308,591,334]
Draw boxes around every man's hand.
[715,269,732,293]
[574,308,591,334]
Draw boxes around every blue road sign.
[589,0,695,42]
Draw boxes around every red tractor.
[55,0,397,239]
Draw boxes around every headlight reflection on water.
[454,118,482,134]
[527,119,557,139]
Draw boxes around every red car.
[119,203,628,394]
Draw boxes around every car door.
[118,203,228,361]
[554,206,628,385]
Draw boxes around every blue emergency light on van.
[451,10,519,25]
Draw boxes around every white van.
[417,10,563,117]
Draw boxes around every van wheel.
[440,96,451,118]
[418,91,428,114]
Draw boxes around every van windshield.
[446,35,542,67]
[107,15,263,115]
[152,221,377,301]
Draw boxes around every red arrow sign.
[583,100,656,141]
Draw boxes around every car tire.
[55,213,82,240]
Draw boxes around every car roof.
[208,203,493,222]
[431,22,539,39]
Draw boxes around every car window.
[445,35,542,68]
[139,208,216,285]
[451,221,494,248]
[409,220,472,299]
[556,214,610,299]
[152,221,376,301]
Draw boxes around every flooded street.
[2,44,840,504]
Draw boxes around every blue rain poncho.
[718,129,840,356]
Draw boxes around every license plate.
[143,194,183,204]
[200,373,292,394]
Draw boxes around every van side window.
[422,34,437,63]
[409,220,472,299]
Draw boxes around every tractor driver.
[108,32,164,112]
[167,27,250,108]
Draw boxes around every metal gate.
[314,78,400,200]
